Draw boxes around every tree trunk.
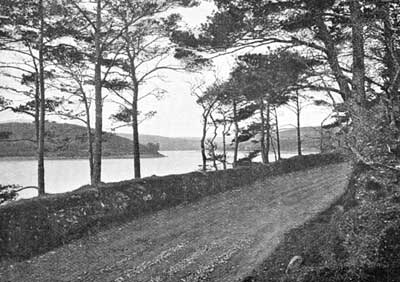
[200,115,207,171]
[320,112,333,153]
[350,0,366,107]
[132,102,141,178]
[86,124,94,180]
[274,108,281,160]
[83,97,94,180]
[315,15,352,101]
[259,99,267,164]
[320,123,324,153]
[212,148,218,170]
[265,103,270,163]
[210,114,218,171]
[382,3,400,126]
[92,0,103,185]
[296,93,302,156]
[270,134,277,161]
[232,99,239,165]
[37,0,45,196]
[222,122,227,170]
[34,74,40,144]
[132,124,141,178]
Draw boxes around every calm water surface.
[0,151,307,199]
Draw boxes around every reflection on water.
[0,151,311,199]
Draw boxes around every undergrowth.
[247,163,400,282]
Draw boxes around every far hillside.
[118,133,201,151]
[118,127,322,152]
[239,127,321,152]
[0,122,162,158]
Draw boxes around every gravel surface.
[0,162,352,282]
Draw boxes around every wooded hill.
[0,122,162,158]
[238,127,321,152]
[118,133,202,151]
[118,127,322,152]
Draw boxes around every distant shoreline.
[0,153,165,161]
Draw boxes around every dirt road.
[0,162,351,282]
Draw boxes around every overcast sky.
[0,1,333,138]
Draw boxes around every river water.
[0,151,308,199]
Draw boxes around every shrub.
[0,184,19,205]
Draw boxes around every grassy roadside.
[245,163,400,282]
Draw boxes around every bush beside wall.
[0,153,345,262]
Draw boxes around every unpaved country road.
[0,162,352,282]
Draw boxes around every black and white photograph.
[0,0,399,281]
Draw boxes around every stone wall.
[0,153,345,261]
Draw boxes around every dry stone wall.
[0,153,346,261]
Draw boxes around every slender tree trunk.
[212,146,218,170]
[37,0,45,195]
[232,99,239,165]
[297,117,302,155]
[132,96,141,178]
[124,39,142,178]
[86,124,94,180]
[270,134,277,161]
[350,0,366,107]
[29,48,40,145]
[320,126,324,153]
[222,122,227,170]
[274,108,281,160]
[83,97,94,180]
[92,0,102,185]
[210,114,218,171]
[296,93,302,156]
[265,103,270,163]
[34,74,40,144]
[132,123,141,178]
[200,114,207,171]
[259,99,267,164]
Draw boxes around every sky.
[113,2,333,137]
[112,2,333,137]
[0,1,333,138]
